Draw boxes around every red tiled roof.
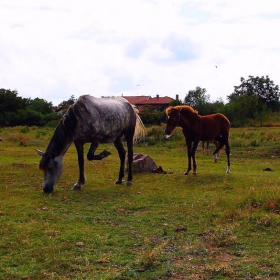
[123,96,150,105]
[140,96,174,105]
[54,104,71,113]
[123,95,173,105]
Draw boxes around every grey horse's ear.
[35,149,45,157]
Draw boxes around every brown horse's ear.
[35,149,45,157]
[168,107,178,114]
[166,106,173,114]
[177,108,182,119]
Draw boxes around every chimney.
[156,94,159,98]
[176,94,179,100]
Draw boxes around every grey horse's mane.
[132,106,146,143]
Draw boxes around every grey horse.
[36,95,145,193]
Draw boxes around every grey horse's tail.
[133,107,146,143]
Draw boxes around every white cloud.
[0,0,280,105]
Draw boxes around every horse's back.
[78,95,132,112]
[200,113,230,127]
[72,95,136,142]
[215,113,230,127]
[197,113,230,141]
[74,95,134,119]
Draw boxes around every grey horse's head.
[36,149,63,193]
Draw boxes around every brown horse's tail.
[133,107,146,143]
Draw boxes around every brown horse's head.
[165,106,181,137]
[165,106,198,138]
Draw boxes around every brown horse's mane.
[166,105,198,115]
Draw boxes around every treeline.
[1,75,280,127]
[0,89,59,126]
[0,89,78,127]
[140,75,280,127]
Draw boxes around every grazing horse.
[36,95,145,193]
[165,105,230,174]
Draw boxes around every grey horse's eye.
[48,160,57,171]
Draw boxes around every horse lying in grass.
[36,95,145,193]
[165,105,231,175]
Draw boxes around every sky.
[1,0,280,106]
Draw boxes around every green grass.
[1,126,280,279]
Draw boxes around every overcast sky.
[1,0,280,106]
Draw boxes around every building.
[54,104,71,115]
[123,95,178,112]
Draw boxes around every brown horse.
[201,140,220,155]
[165,105,230,174]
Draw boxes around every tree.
[169,97,183,106]
[222,94,265,126]
[228,75,280,111]
[58,95,77,107]
[29,98,53,115]
[0,89,28,114]
[139,105,166,125]
[184,87,211,115]
[0,88,59,126]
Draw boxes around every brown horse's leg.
[213,136,231,173]
[206,141,210,155]
[191,141,199,174]
[213,143,223,163]
[184,141,192,175]
[224,139,231,173]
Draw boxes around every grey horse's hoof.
[126,181,132,187]
[115,179,123,185]
[101,150,111,158]
[72,184,82,191]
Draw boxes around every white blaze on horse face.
[165,115,176,137]
[165,116,172,138]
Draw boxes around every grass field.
[1,126,280,279]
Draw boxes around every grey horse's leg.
[113,137,126,185]
[72,141,85,191]
[125,133,134,186]
[87,140,111,160]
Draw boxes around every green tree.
[0,88,59,126]
[222,94,263,126]
[228,75,280,111]
[58,95,77,107]
[29,98,53,115]
[0,89,28,114]
[169,97,183,106]
[139,105,166,125]
[184,87,212,115]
